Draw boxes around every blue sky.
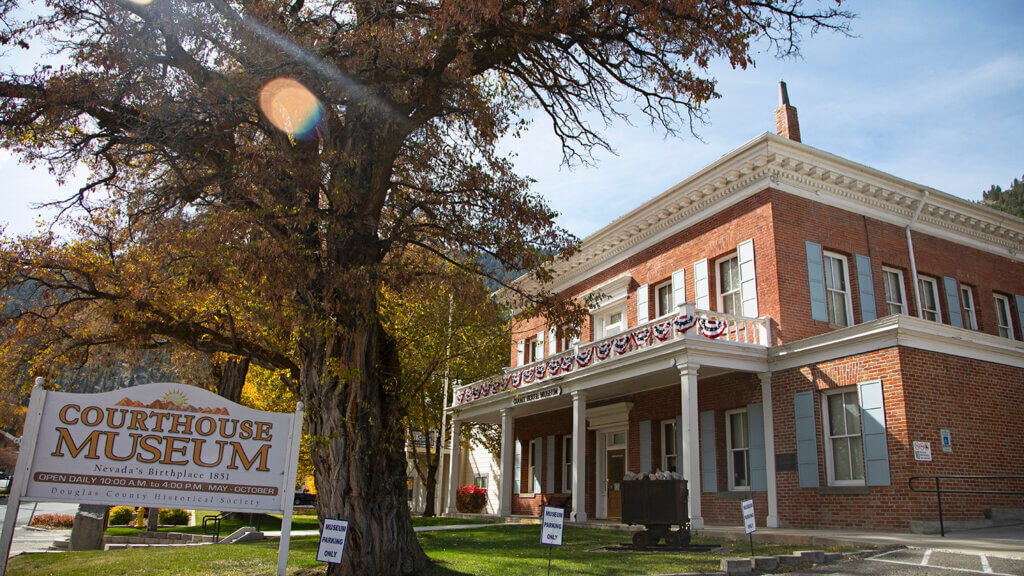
[1,1,1022,239]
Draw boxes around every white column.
[445,419,462,514]
[679,363,703,529]
[571,390,588,523]
[499,409,514,517]
[759,372,779,528]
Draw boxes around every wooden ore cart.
[621,478,691,547]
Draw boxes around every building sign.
[1,382,304,576]
[913,441,932,462]
[741,499,756,534]
[940,428,952,453]
[317,518,349,564]
[512,387,561,406]
[540,506,564,546]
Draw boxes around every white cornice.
[516,133,1024,296]
[769,315,1024,371]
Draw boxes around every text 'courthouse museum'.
[443,84,1024,532]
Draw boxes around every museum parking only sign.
[0,382,305,576]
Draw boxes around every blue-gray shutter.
[944,277,963,328]
[805,241,828,322]
[699,410,716,493]
[639,420,652,473]
[856,254,877,322]
[747,403,767,492]
[793,391,819,488]
[676,416,684,475]
[546,435,556,493]
[514,440,521,493]
[533,438,542,493]
[1015,295,1024,339]
[859,380,891,486]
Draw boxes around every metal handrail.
[908,475,1024,537]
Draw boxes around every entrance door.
[606,448,626,519]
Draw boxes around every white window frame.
[918,276,942,322]
[995,294,1015,339]
[725,408,750,491]
[882,267,907,316]
[474,474,488,490]
[821,388,866,487]
[594,304,626,339]
[823,252,854,327]
[523,336,537,365]
[716,254,741,316]
[654,281,673,318]
[960,286,977,330]
[660,419,677,473]
[525,438,539,496]
[562,435,572,493]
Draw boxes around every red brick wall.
[771,347,1024,530]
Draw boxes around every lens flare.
[258,78,325,140]
[128,0,155,5]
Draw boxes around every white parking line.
[868,550,1016,576]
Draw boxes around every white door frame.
[596,428,628,519]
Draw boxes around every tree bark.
[214,356,250,404]
[300,317,428,575]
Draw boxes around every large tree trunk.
[213,356,250,404]
[421,460,438,518]
[300,317,428,575]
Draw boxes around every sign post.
[316,518,350,565]
[741,498,756,557]
[0,383,303,576]
[540,506,565,576]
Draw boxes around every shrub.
[455,485,487,513]
[158,508,190,525]
[29,513,74,528]
[108,506,135,525]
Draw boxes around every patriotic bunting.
[699,316,727,338]
[522,367,535,384]
[576,347,594,367]
[560,355,574,372]
[633,327,652,347]
[613,334,633,355]
[595,341,613,360]
[653,320,673,341]
[548,358,562,376]
[535,363,547,380]
[674,314,697,333]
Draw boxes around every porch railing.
[451,304,770,407]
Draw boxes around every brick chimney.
[774,81,801,142]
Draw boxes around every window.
[594,306,625,339]
[718,255,741,315]
[726,409,750,491]
[823,252,853,326]
[882,267,907,315]
[523,336,538,364]
[918,276,942,322]
[661,420,677,473]
[822,389,865,486]
[960,286,977,330]
[474,474,488,490]
[655,281,673,318]
[562,435,572,492]
[526,439,539,494]
[995,294,1015,339]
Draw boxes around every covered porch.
[444,306,777,530]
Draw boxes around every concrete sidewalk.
[264,522,510,538]
[697,523,1024,558]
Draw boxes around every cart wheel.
[632,531,650,548]
[677,528,691,546]
[664,531,682,548]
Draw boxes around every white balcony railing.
[451,304,770,407]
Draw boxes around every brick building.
[443,84,1024,532]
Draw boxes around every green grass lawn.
[10,524,858,576]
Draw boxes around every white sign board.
[540,506,565,546]
[741,499,756,534]
[913,441,932,462]
[940,428,952,453]
[1,383,304,576]
[317,518,349,564]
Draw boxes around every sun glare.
[258,78,325,140]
